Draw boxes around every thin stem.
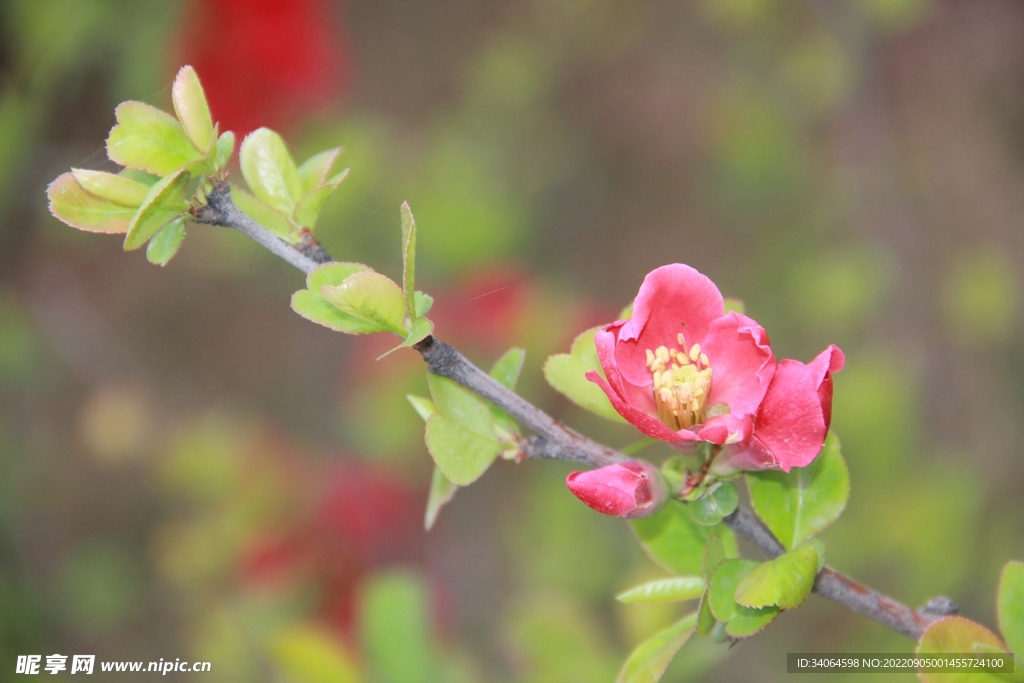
[197,187,957,642]
[193,182,321,274]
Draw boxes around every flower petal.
[703,312,776,420]
[586,371,699,443]
[614,264,724,387]
[741,345,845,472]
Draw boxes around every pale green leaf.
[490,347,526,390]
[106,101,203,175]
[424,413,502,486]
[544,326,626,422]
[734,544,818,610]
[306,262,372,290]
[998,561,1024,658]
[631,501,732,576]
[917,617,1010,683]
[691,482,739,525]
[403,317,433,347]
[708,559,781,637]
[47,172,136,233]
[146,216,186,266]
[123,168,190,250]
[616,577,706,604]
[71,168,149,206]
[290,290,391,334]
[696,593,716,637]
[702,532,735,582]
[708,559,759,623]
[214,130,235,170]
[321,271,407,335]
[171,65,214,152]
[724,606,780,638]
[427,373,495,439]
[239,127,303,214]
[401,201,418,317]
[297,147,342,194]
[425,466,458,531]
[414,291,434,318]
[375,317,434,360]
[118,169,160,186]
[406,395,437,421]
[229,184,294,238]
[269,625,362,683]
[294,168,349,229]
[746,432,849,549]
[616,612,697,683]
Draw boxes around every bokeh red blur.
[177,0,350,136]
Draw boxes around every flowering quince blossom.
[565,461,669,519]
[585,264,845,473]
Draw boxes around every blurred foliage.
[1,0,1023,681]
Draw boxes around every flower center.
[646,334,712,430]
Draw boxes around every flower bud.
[565,461,669,519]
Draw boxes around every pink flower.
[586,264,844,473]
[566,461,669,518]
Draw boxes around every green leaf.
[321,271,407,335]
[71,169,149,206]
[708,559,759,623]
[377,317,434,360]
[269,625,362,683]
[307,262,373,290]
[616,612,697,683]
[746,432,849,549]
[691,482,739,525]
[424,413,502,486]
[708,559,781,637]
[171,65,214,152]
[696,593,716,637]
[406,395,437,421]
[414,291,434,318]
[544,326,626,423]
[119,169,160,186]
[998,561,1024,657]
[616,577,706,604]
[294,169,349,229]
[917,616,1010,683]
[734,544,818,610]
[725,605,780,638]
[123,168,190,250]
[400,201,418,317]
[360,570,434,683]
[702,532,735,582]
[214,131,235,171]
[145,216,186,266]
[425,466,458,531]
[239,127,303,214]
[106,101,203,175]
[403,317,433,347]
[631,501,731,576]
[490,347,526,390]
[427,373,496,439]
[47,172,137,233]
[291,290,388,334]
[229,184,294,238]
[297,147,342,194]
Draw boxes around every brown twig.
[198,188,958,641]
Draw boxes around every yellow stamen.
[645,341,713,430]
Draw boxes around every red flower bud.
[565,461,669,519]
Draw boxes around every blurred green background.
[1,0,1022,681]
